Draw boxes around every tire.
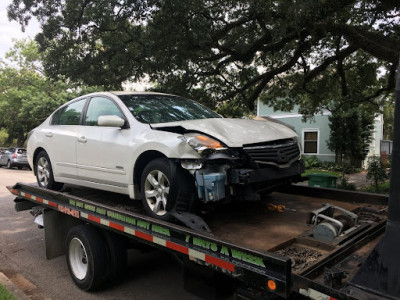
[35,150,63,190]
[6,160,12,169]
[140,158,196,221]
[66,224,108,291]
[102,231,127,282]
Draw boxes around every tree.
[0,39,102,146]
[366,155,389,192]
[7,0,400,113]
[382,96,395,140]
[327,107,374,167]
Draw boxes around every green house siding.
[274,115,335,162]
[257,100,384,164]
[257,102,335,162]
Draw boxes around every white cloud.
[0,1,41,60]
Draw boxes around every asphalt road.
[0,167,199,300]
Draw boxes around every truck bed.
[8,182,388,299]
[49,183,388,276]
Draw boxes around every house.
[257,100,384,165]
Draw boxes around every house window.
[303,131,318,154]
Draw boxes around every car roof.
[110,91,172,96]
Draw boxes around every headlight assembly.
[179,133,227,155]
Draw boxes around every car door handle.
[78,136,87,143]
[45,132,53,138]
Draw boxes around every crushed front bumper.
[228,160,305,185]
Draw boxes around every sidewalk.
[347,171,370,189]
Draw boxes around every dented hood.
[151,118,297,147]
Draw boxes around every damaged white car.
[27,92,304,220]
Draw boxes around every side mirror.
[98,115,125,128]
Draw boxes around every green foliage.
[327,107,374,167]
[0,129,9,146]
[0,39,104,146]
[0,283,17,300]
[361,181,390,194]
[366,156,389,192]
[7,0,400,111]
[336,176,357,191]
[383,97,395,140]
[302,155,320,169]
[302,156,359,174]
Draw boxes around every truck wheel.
[102,230,127,281]
[66,224,108,291]
[141,158,196,221]
[6,160,12,169]
[35,151,63,190]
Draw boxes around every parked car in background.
[27,92,304,220]
[0,147,30,169]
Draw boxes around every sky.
[0,1,149,90]
[0,0,40,60]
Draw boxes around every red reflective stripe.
[11,189,18,195]
[36,197,44,203]
[166,241,188,255]
[48,201,57,208]
[330,297,338,300]
[25,193,32,199]
[110,221,124,232]
[135,231,153,242]
[205,255,235,272]
[88,214,100,223]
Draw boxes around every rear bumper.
[11,159,30,168]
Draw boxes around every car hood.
[151,118,297,147]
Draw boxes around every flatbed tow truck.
[6,182,392,300]
[7,64,400,300]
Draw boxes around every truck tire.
[140,158,196,221]
[35,150,63,190]
[102,230,127,282]
[66,224,108,291]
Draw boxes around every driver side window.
[85,97,123,126]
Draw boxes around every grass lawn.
[0,283,17,300]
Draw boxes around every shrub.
[366,156,389,192]
[337,176,356,190]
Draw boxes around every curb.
[0,272,31,300]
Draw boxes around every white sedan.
[27,92,304,220]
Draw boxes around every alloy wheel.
[144,170,170,216]
[37,157,50,187]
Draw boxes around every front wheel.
[140,158,196,221]
[35,150,63,190]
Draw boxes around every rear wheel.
[35,150,63,190]
[102,231,127,282]
[66,224,108,291]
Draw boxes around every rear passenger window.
[52,99,86,125]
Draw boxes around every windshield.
[118,94,220,124]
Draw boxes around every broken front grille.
[243,139,300,167]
